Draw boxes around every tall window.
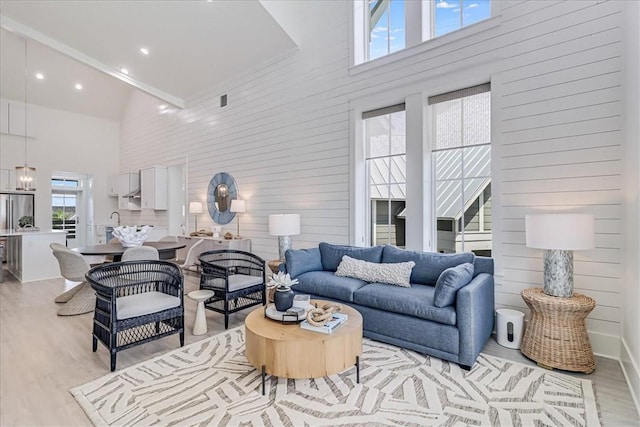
[430,84,491,255]
[364,104,406,246]
[355,0,491,64]
[51,178,79,242]
[369,0,405,61]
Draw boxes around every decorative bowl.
[112,225,151,247]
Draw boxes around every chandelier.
[15,37,36,191]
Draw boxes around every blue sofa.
[285,242,495,369]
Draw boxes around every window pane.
[434,149,462,181]
[434,91,490,149]
[463,0,490,27]
[369,0,405,61]
[433,88,491,255]
[434,0,462,37]
[389,111,406,154]
[365,108,406,247]
[367,115,391,157]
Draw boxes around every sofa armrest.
[456,273,495,367]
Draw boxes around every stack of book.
[300,312,348,334]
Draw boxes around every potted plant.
[267,271,298,311]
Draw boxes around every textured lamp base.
[277,236,292,262]
[543,249,574,297]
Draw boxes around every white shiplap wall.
[493,0,624,354]
[117,1,629,357]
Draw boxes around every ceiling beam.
[0,15,185,109]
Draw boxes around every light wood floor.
[1,270,638,426]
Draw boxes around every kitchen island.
[0,229,66,283]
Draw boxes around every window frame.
[364,105,407,246]
[353,0,497,67]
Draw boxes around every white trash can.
[496,308,525,349]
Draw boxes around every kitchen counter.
[0,230,66,282]
[0,229,67,236]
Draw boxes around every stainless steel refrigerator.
[1,193,35,230]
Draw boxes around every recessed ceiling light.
[35,72,44,80]
[120,68,129,75]
[75,83,83,90]
[158,104,168,110]
[140,47,149,55]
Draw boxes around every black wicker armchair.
[198,250,266,329]
[85,260,184,371]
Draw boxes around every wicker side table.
[520,288,596,373]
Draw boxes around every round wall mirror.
[207,172,238,225]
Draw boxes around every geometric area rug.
[70,327,602,427]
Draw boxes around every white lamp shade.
[269,214,300,236]
[189,201,203,214]
[230,199,246,213]
[525,214,595,250]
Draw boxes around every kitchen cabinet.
[107,174,119,197]
[118,172,141,211]
[0,99,8,134]
[0,100,33,137]
[0,169,16,191]
[141,166,167,210]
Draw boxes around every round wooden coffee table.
[245,300,363,395]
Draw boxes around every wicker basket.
[520,287,596,373]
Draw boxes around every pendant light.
[15,37,36,191]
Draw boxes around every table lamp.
[269,214,300,262]
[525,213,595,297]
[230,199,246,238]
[189,202,203,232]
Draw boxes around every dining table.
[73,241,186,262]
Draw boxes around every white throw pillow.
[335,255,415,287]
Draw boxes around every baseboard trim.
[590,331,621,359]
[620,338,640,419]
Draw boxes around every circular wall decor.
[207,172,238,225]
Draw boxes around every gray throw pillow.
[433,263,475,307]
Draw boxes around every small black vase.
[274,286,294,312]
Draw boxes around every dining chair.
[158,236,179,260]
[198,249,266,329]
[104,237,121,263]
[86,260,184,371]
[51,249,96,315]
[122,246,160,261]
[175,239,204,273]
[50,242,69,252]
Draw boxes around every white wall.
[117,0,638,368]
[0,100,119,235]
[622,0,640,412]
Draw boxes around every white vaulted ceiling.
[0,0,297,120]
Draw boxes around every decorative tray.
[264,304,313,324]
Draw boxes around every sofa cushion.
[433,263,475,307]
[293,271,368,302]
[116,292,181,320]
[319,242,384,272]
[336,255,415,287]
[353,283,457,326]
[382,245,475,286]
[285,247,323,278]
